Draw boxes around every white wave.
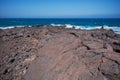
[0,24,120,34]
[65,24,120,34]
[0,25,33,29]
[50,24,120,33]
[85,25,120,34]
[65,24,73,28]
[74,26,82,29]
[0,26,15,29]
[93,25,120,32]
[92,25,119,30]
[50,24,63,27]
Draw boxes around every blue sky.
[0,0,120,18]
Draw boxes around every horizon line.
[0,17,120,19]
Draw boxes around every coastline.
[0,25,120,80]
[0,24,120,34]
[0,18,120,34]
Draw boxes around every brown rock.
[0,26,120,80]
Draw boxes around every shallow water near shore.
[0,18,120,34]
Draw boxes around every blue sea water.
[0,18,120,34]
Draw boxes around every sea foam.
[50,24,120,34]
[0,25,31,29]
[0,24,120,34]
[0,26,15,29]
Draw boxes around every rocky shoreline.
[0,25,120,80]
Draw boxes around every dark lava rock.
[0,26,120,80]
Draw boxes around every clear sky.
[0,0,120,18]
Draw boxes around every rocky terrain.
[0,26,120,80]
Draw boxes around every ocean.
[0,18,120,34]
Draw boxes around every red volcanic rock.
[0,26,120,80]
